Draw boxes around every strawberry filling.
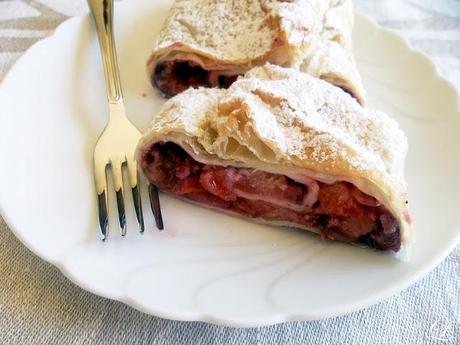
[141,142,401,251]
[153,60,239,97]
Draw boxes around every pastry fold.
[137,65,411,253]
[149,0,366,104]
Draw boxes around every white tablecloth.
[0,1,459,343]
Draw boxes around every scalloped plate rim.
[0,4,459,327]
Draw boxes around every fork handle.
[87,0,123,104]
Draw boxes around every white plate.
[0,0,459,327]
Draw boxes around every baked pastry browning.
[149,0,366,104]
[137,65,411,252]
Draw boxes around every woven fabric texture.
[0,1,459,344]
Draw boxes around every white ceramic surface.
[0,0,459,327]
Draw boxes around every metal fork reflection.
[88,0,163,240]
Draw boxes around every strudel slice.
[149,0,365,104]
[138,65,411,252]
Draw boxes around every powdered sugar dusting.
[234,65,407,193]
[155,0,275,61]
[143,64,407,189]
[150,0,365,103]
[138,64,410,244]
[243,66,399,171]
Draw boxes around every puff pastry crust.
[137,65,411,253]
[149,0,366,104]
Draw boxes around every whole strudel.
[149,0,366,104]
[137,65,411,253]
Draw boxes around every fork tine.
[95,162,108,241]
[127,156,144,233]
[149,184,164,230]
[131,185,144,233]
[111,160,127,236]
[97,191,109,240]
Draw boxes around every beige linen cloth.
[0,1,459,344]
